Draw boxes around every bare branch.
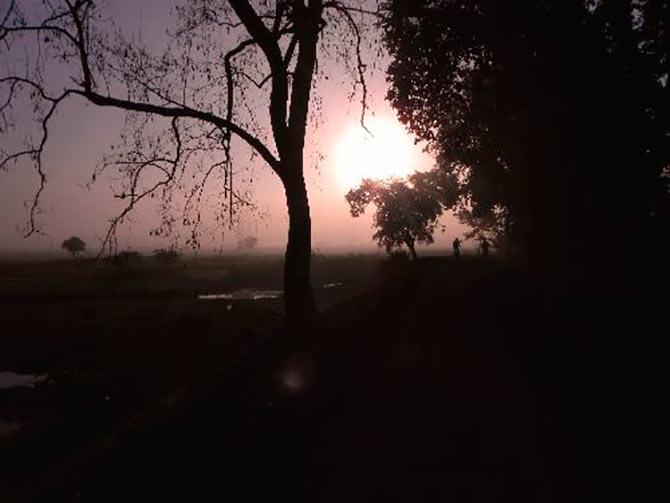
[0,75,76,235]
[227,0,284,70]
[63,0,94,89]
[228,0,290,158]
[76,90,280,171]
[326,2,372,134]
[324,2,382,18]
[96,117,182,256]
[0,0,78,46]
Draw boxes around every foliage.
[61,236,86,257]
[458,205,508,253]
[382,0,668,266]
[346,171,458,258]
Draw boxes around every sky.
[0,0,465,256]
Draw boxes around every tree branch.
[96,117,183,256]
[75,90,280,172]
[288,0,323,150]
[228,0,290,160]
[63,0,94,90]
[327,1,372,133]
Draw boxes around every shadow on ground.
[1,256,665,501]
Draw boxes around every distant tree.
[237,236,258,253]
[61,236,86,258]
[346,171,458,259]
[458,206,508,254]
[153,247,180,265]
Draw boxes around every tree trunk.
[282,171,317,326]
[406,240,418,260]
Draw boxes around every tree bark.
[282,170,317,326]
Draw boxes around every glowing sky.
[0,1,465,255]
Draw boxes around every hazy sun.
[334,117,416,189]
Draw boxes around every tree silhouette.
[382,0,668,276]
[237,236,258,253]
[0,0,380,323]
[61,236,86,258]
[346,171,458,259]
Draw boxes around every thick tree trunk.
[282,171,317,326]
[272,0,321,328]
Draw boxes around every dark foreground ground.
[0,254,667,501]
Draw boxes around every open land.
[0,253,665,501]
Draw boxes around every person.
[452,237,462,257]
[481,237,490,257]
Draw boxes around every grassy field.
[0,253,386,498]
[0,253,664,501]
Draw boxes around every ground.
[0,253,665,501]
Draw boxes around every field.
[0,253,664,501]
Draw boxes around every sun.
[334,117,416,190]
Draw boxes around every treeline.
[374,0,667,290]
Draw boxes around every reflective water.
[0,371,47,389]
[322,281,344,289]
[198,289,283,301]
[199,282,344,301]
[0,420,22,436]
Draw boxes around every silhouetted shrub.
[61,236,86,258]
[237,236,258,253]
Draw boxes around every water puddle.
[0,420,22,436]
[199,288,283,301]
[0,371,48,390]
[199,282,345,301]
[322,281,344,289]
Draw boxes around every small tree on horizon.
[237,236,259,253]
[61,236,86,258]
[346,171,458,259]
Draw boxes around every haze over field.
[0,0,466,255]
[0,1,666,501]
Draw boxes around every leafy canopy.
[61,236,86,256]
[346,170,458,257]
[382,0,668,260]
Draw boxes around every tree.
[237,236,259,253]
[1,0,380,324]
[61,235,86,257]
[346,170,457,259]
[382,0,668,276]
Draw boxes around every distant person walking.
[480,237,490,257]
[452,237,462,257]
